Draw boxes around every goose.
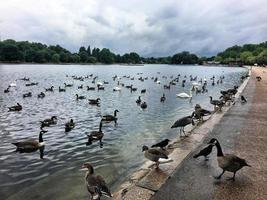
[12,130,47,159]
[78,84,83,89]
[87,86,95,91]
[9,81,17,87]
[40,116,57,127]
[160,93,166,102]
[38,92,45,98]
[65,119,75,132]
[26,82,38,86]
[45,86,54,92]
[64,83,73,87]
[23,92,32,98]
[86,121,104,147]
[8,103,22,112]
[88,98,100,105]
[97,82,103,86]
[209,96,224,111]
[193,144,214,160]
[20,77,30,81]
[171,116,195,137]
[136,96,141,104]
[76,94,86,100]
[241,95,247,103]
[141,89,146,93]
[156,80,161,84]
[102,110,119,122]
[140,102,147,109]
[59,86,66,92]
[4,87,10,93]
[81,163,112,200]
[97,85,105,90]
[151,139,170,149]
[192,104,211,121]
[208,138,251,181]
[103,81,109,84]
[142,146,168,169]
[113,86,121,92]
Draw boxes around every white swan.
[96,82,103,86]
[113,86,121,91]
[192,82,201,87]
[176,90,192,98]
[9,81,17,87]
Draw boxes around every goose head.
[207,138,217,145]
[51,116,57,120]
[142,145,149,152]
[82,163,94,174]
[96,98,101,102]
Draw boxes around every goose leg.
[227,172,236,181]
[215,170,225,179]
[183,127,188,137]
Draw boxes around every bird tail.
[12,142,19,147]
[193,153,199,158]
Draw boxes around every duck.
[209,96,224,111]
[81,163,112,200]
[171,116,195,137]
[76,94,86,100]
[113,86,121,92]
[8,103,22,112]
[140,102,147,109]
[102,110,119,123]
[87,86,96,91]
[193,144,214,160]
[142,146,168,169]
[12,130,47,159]
[9,81,17,87]
[160,93,166,102]
[23,92,32,98]
[45,86,54,92]
[59,86,66,92]
[88,98,100,105]
[38,92,45,98]
[136,96,141,104]
[65,119,75,132]
[151,139,170,150]
[86,121,104,147]
[208,138,251,181]
[40,116,57,127]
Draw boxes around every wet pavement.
[151,67,267,200]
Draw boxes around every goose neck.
[215,141,224,157]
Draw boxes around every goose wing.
[147,149,168,159]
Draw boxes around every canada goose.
[88,98,100,105]
[193,144,214,160]
[38,92,45,98]
[208,138,251,181]
[151,139,170,149]
[97,85,105,90]
[82,163,112,200]
[209,96,224,111]
[12,130,47,159]
[192,104,211,121]
[140,102,147,109]
[78,84,83,89]
[102,110,119,122]
[40,116,57,127]
[65,119,75,132]
[64,83,73,87]
[59,86,66,92]
[86,121,104,147]
[136,96,141,104]
[160,93,166,102]
[4,87,10,93]
[104,81,109,84]
[141,89,146,93]
[164,84,171,89]
[20,77,30,81]
[241,95,247,103]
[8,103,22,112]
[142,146,168,169]
[26,82,38,86]
[87,86,95,91]
[220,93,233,105]
[23,92,32,98]
[45,86,54,92]
[76,94,86,100]
[171,116,195,137]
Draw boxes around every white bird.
[9,81,17,87]
[192,82,201,87]
[113,86,121,91]
[96,82,103,86]
[156,81,161,84]
[176,90,192,101]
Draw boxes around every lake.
[0,64,247,199]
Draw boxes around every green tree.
[79,51,88,62]
[51,54,60,63]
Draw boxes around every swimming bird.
[102,110,119,123]
[142,146,168,169]
[87,86,95,91]
[140,102,147,109]
[8,103,22,112]
[136,96,141,104]
[87,121,104,147]
[4,87,10,93]
[40,116,57,127]
[193,144,214,160]
[45,86,54,92]
[171,116,195,137]
[76,94,86,100]
[78,84,83,89]
[113,86,121,92]
[23,92,32,98]
[59,86,66,92]
[176,90,192,102]
[12,130,47,159]
[65,119,75,132]
[160,93,166,102]
[208,138,251,181]
[151,139,170,149]
[64,83,73,87]
[141,89,146,93]
[88,98,100,106]
[38,92,45,98]
[82,163,112,200]
[241,95,247,103]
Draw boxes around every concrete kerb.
[112,67,251,200]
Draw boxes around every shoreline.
[112,66,251,200]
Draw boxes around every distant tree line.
[215,42,267,65]
[0,39,201,64]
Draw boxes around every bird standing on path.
[142,146,168,169]
[241,95,247,103]
[171,116,195,137]
[193,144,214,160]
[151,139,170,149]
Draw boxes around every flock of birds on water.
[3,70,252,200]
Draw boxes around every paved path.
[151,67,267,200]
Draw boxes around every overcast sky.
[0,0,267,57]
